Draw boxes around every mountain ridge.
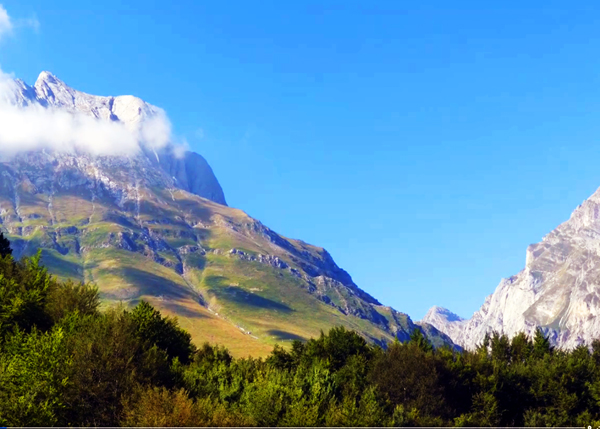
[0,71,456,355]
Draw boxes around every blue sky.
[2,1,600,320]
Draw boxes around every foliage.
[57,309,174,426]
[129,300,195,364]
[0,231,11,258]
[0,251,54,338]
[1,233,600,426]
[0,326,71,426]
[121,386,252,427]
[45,279,100,323]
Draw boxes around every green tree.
[0,251,54,338]
[299,326,372,372]
[281,360,335,426]
[0,231,11,258]
[408,327,434,353]
[0,326,72,426]
[510,332,532,363]
[489,332,511,363]
[532,328,553,358]
[368,340,448,419]
[45,279,100,323]
[266,344,293,371]
[130,300,195,364]
[58,310,173,426]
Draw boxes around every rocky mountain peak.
[35,70,60,86]
[421,306,467,343]
[423,306,465,323]
[431,186,600,350]
[34,71,75,107]
[0,77,35,106]
[0,71,227,205]
[30,71,156,126]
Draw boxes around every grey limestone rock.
[426,187,600,350]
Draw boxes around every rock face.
[421,306,467,344]
[426,188,600,350]
[158,150,227,206]
[10,71,161,123]
[1,71,226,205]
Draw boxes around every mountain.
[424,187,600,350]
[2,71,226,204]
[421,306,467,344]
[0,71,455,356]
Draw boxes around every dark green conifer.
[0,231,12,258]
[408,328,434,353]
[532,328,553,358]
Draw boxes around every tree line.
[0,232,599,426]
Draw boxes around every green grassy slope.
[0,169,454,357]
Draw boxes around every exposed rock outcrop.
[1,71,227,206]
[427,187,600,350]
[158,150,227,206]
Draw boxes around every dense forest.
[1,232,599,427]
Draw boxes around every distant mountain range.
[0,71,455,356]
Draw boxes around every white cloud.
[0,68,174,157]
[0,5,13,42]
[173,138,189,158]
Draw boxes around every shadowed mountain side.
[266,329,306,342]
[156,149,227,206]
[119,266,203,302]
[206,283,294,314]
[138,299,208,319]
[40,249,84,281]
[101,212,139,230]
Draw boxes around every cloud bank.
[0,68,174,157]
[0,86,173,157]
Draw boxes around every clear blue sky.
[3,1,600,320]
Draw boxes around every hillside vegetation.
[1,234,600,427]
[0,153,454,355]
